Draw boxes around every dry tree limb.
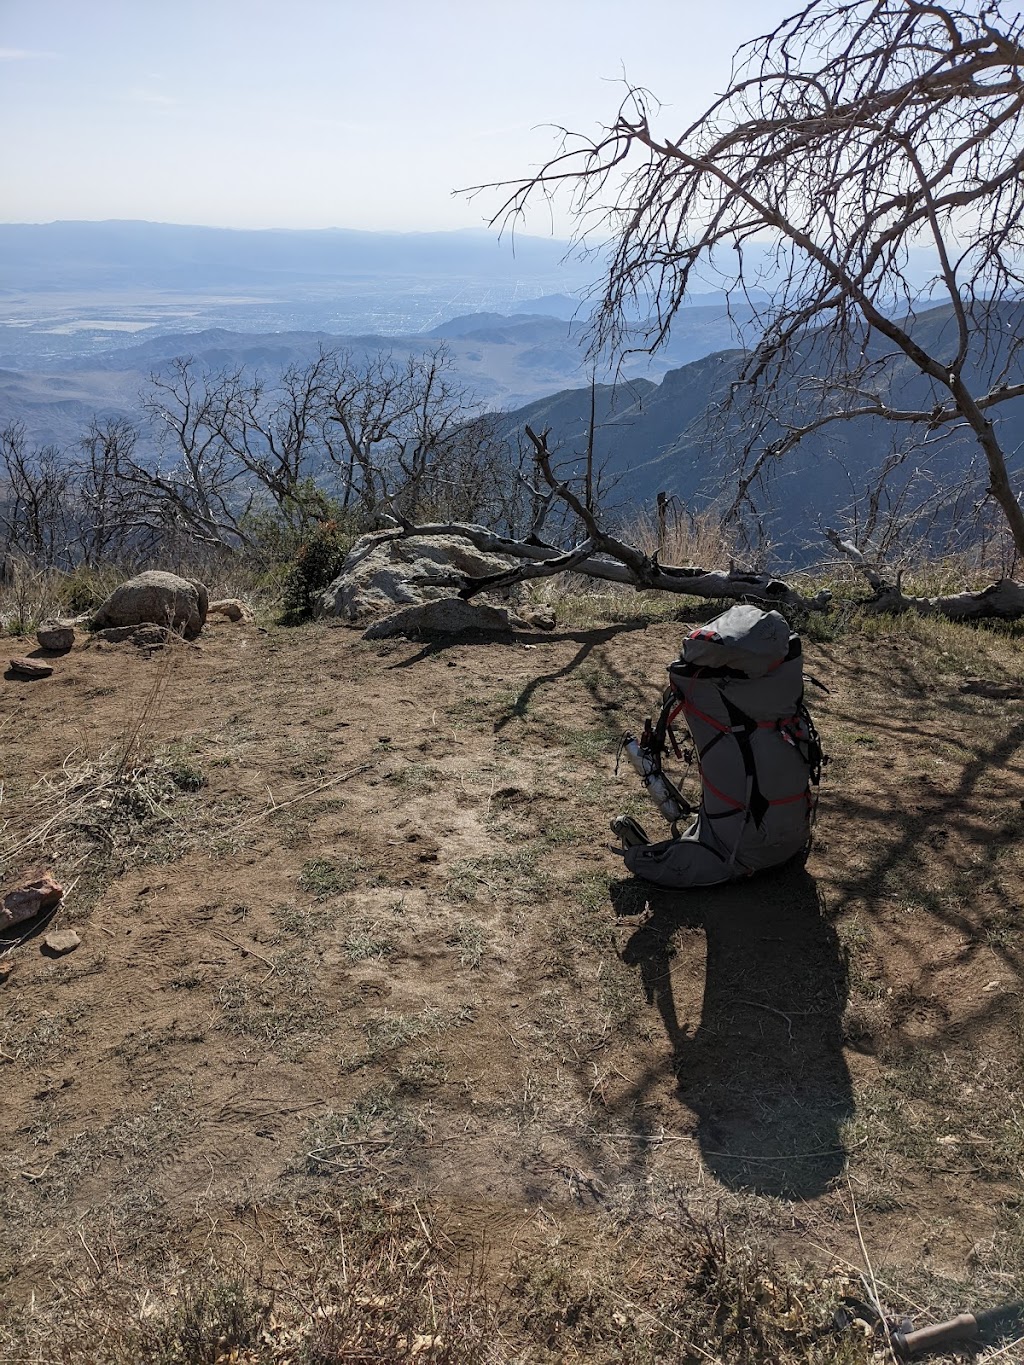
[826,527,1024,618]
[470,2,1024,566]
[388,426,1024,620]
[388,427,832,615]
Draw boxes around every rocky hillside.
[497,300,1024,559]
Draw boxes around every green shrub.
[241,481,348,565]
[61,565,121,615]
[281,519,356,622]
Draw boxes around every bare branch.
[478,1,1024,560]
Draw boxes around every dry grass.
[625,502,739,569]
[0,557,276,638]
[0,640,194,903]
[0,1190,883,1364]
[521,506,738,630]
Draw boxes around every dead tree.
[0,422,72,567]
[391,426,832,614]
[216,350,337,529]
[321,346,510,523]
[73,417,154,566]
[826,528,1024,618]
[479,0,1024,605]
[138,357,258,549]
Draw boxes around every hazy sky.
[2,0,795,234]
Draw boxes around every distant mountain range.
[495,301,1024,559]
[0,220,594,291]
[0,220,603,368]
[0,305,756,448]
[0,220,762,369]
[3,221,1016,563]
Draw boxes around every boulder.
[92,624,192,648]
[2,873,63,929]
[92,571,209,640]
[362,598,517,640]
[315,532,517,622]
[36,619,76,651]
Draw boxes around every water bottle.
[622,735,687,823]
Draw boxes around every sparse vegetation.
[3,553,1024,1362]
[10,0,1024,1353]
[299,856,362,899]
[280,516,358,623]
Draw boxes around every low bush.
[281,519,358,623]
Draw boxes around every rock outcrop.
[362,599,518,640]
[362,597,559,640]
[315,532,516,623]
[92,571,209,640]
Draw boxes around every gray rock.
[36,619,76,651]
[316,532,517,622]
[92,624,187,648]
[42,929,81,957]
[362,597,516,640]
[92,570,209,640]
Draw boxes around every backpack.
[621,605,826,887]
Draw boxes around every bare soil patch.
[1,606,1023,1358]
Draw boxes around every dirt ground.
[2,604,1023,1346]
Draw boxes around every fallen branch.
[387,427,832,615]
[826,529,1024,620]
[380,424,1024,622]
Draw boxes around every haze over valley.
[4,219,1021,563]
[0,219,754,439]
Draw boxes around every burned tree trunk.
[825,531,1024,620]
[386,428,1024,622]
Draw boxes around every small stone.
[36,620,75,651]
[1,873,64,928]
[208,598,251,622]
[42,929,81,957]
[0,959,12,985]
[8,657,53,679]
[516,606,557,631]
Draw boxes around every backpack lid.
[681,605,793,678]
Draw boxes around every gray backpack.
[621,605,826,888]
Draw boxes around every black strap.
[718,693,770,828]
